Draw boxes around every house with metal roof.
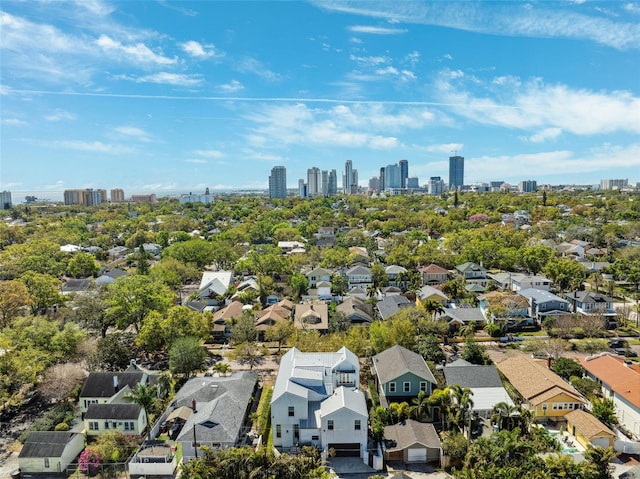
[271,347,367,461]
[372,345,437,408]
[19,431,85,476]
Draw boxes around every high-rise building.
[384,164,401,189]
[427,177,445,195]
[328,170,338,196]
[449,155,464,190]
[343,160,358,194]
[600,179,628,190]
[130,194,157,203]
[307,167,321,196]
[0,191,12,210]
[63,189,103,206]
[110,188,125,202]
[298,179,307,198]
[519,180,538,193]
[321,170,329,196]
[407,177,419,189]
[368,177,381,192]
[399,159,409,189]
[269,166,287,199]
[180,188,215,204]
[97,189,107,203]
[379,167,386,191]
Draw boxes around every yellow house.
[565,409,616,448]
[496,355,586,421]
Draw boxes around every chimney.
[192,399,197,413]
[113,375,119,392]
[546,357,552,369]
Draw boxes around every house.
[128,440,177,478]
[417,264,449,286]
[565,409,616,448]
[383,420,442,464]
[305,267,333,288]
[372,345,437,408]
[211,300,244,340]
[174,371,258,461]
[135,243,162,256]
[255,305,291,341]
[440,307,486,331]
[348,246,370,265]
[95,268,128,285]
[278,241,306,254]
[385,265,407,287]
[345,265,373,289]
[79,371,147,413]
[271,347,367,461]
[487,272,552,292]
[579,353,640,440]
[336,296,373,324]
[198,271,233,305]
[316,281,332,300]
[19,431,85,476]
[294,303,328,332]
[315,227,336,248]
[519,288,570,321]
[85,403,147,436]
[416,285,448,307]
[564,291,616,317]
[556,242,585,258]
[443,359,514,418]
[107,246,129,259]
[61,278,93,295]
[495,355,586,422]
[376,295,412,321]
[455,262,487,280]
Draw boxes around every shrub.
[54,422,70,431]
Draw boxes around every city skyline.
[1,1,639,198]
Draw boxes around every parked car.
[614,347,638,358]
[609,339,628,349]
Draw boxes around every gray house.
[372,345,437,407]
[519,288,570,321]
[19,432,85,477]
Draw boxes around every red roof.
[579,354,640,409]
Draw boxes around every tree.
[416,334,445,364]
[125,383,159,418]
[106,275,173,332]
[72,291,115,337]
[551,357,584,381]
[38,362,87,402]
[162,238,215,268]
[491,401,520,431]
[0,280,32,327]
[371,263,388,289]
[545,259,586,291]
[571,377,601,398]
[169,336,206,378]
[449,385,474,435]
[410,390,431,422]
[288,272,309,301]
[420,299,445,320]
[67,252,99,278]
[330,273,348,299]
[591,397,617,428]
[584,445,618,479]
[328,311,350,333]
[20,271,64,315]
[265,319,295,351]
[461,337,489,365]
[89,334,131,371]
[228,341,268,370]
[212,362,231,376]
[520,245,555,275]
[230,311,257,345]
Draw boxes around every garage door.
[328,443,360,457]
[407,447,427,462]
[592,438,611,448]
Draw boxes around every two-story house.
[488,272,552,292]
[455,262,488,288]
[271,347,368,461]
[417,264,449,286]
[79,371,147,414]
[345,265,373,289]
[518,288,570,322]
[385,265,407,288]
[372,345,437,408]
[565,291,616,323]
[305,267,334,288]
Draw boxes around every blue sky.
[1,1,639,200]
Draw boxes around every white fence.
[614,439,640,454]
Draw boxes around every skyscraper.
[399,159,409,189]
[0,191,12,210]
[328,169,338,196]
[427,176,445,195]
[321,170,329,196]
[379,167,386,191]
[449,155,464,190]
[110,188,125,202]
[384,164,401,189]
[519,180,538,193]
[307,167,321,196]
[343,160,358,194]
[269,166,287,199]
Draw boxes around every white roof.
[320,386,368,417]
[199,271,232,291]
[469,387,514,412]
[60,244,83,252]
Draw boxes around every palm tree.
[491,401,519,431]
[213,362,231,376]
[125,383,158,418]
[584,445,618,479]
[421,299,446,320]
[449,385,474,435]
[429,387,452,430]
[410,390,431,422]
[388,401,410,424]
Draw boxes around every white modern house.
[271,347,369,461]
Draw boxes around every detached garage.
[565,409,616,449]
[384,420,442,465]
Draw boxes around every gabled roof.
[579,353,640,409]
[441,307,486,324]
[103,268,128,279]
[385,265,407,275]
[495,355,585,404]
[418,263,449,275]
[61,278,93,292]
[80,372,145,398]
[305,267,333,277]
[565,290,614,304]
[443,364,503,388]
[198,271,232,293]
[417,285,448,301]
[277,299,295,311]
[519,288,568,304]
[85,403,142,420]
[345,265,372,276]
[336,296,373,322]
[348,246,369,258]
[565,409,615,440]
[320,386,367,417]
[19,432,80,458]
[376,295,412,320]
[384,419,441,452]
[373,345,436,385]
[456,262,487,273]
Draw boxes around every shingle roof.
[565,409,615,440]
[443,364,503,388]
[579,354,640,409]
[212,301,244,322]
[519,288,568,304]
[376,295,411,320]
[495,355,584,404]
[384,419,441,452]
[441,307,486,323]
[19,432,79,458]
[85,403,142,420]
[80,372,145,398]
[418,263,449,274]
[373,345,436,385]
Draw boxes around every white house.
[271,347,368,461]
[305,267,333,288]
[345,265,373,289]
[19,432,85,476]
[198,271,233,304]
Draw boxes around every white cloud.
[523,127,563,143]
[624,3,640,14]
[45,109,77,122]
[1,118,28,126]
[236,58,282,82]
[425,143,464,154]
[185,159,208,164]
[350,54,390,66]
[375,66,399,75]
[71,0,115,16]
[193,150,225,159]
[369,136,399,149]
[113,126,152,141]
[218,80,244,93]
[179,40,216,58]
[96,34,176,65]
[54,140,134,153]
[348,25,407,35]
[119,72,203,86]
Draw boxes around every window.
[293,424,299,440]
[389,382,396,393]
[542,403,548,411]
[354,420,361,430]
[311,435,319,441]
[89,421,98,430]
[404,382,411,393]
[276,425,281,438]
[288,406,295,417]
[328,420,334,430]
[124,421,134,431]
[105,421,110,429]
[44,458,50,468]
[420,382,428,393]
